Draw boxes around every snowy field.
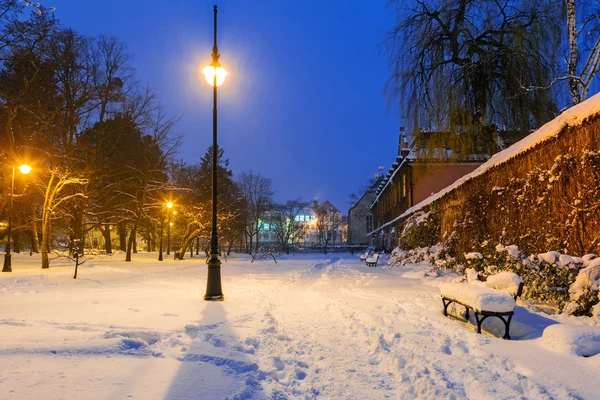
[0,253,598,400]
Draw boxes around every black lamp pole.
[2,166,15,272]
[204,4,224,300]
[167,212,171,255]
[158,208,164,261]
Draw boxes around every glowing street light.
[203,5,225,301]
[202,65,227,87]
[3,164,32,272]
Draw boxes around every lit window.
[295,216,300,222]
[300,215,305,222]
[264,224,270,231]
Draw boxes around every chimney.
[400,128,410,158]
[397,127,406,157]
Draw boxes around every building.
[312,200,345,245]
[369,129,487,249]
[347,178,382,245]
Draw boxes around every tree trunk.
[118,222,127,251]
[41,215,50,269]
[196,237,199,255]
[126,225,136,262]
[147,226,151,252]
[102,224,112,254]
[566,0,580,104]
[31,207,39,253]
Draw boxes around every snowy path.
[0,253,598,399]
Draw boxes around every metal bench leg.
[475,313,489,334]
[442,298,452,317]
[502,315,512,340]
[465,306,470,320]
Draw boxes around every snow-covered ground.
[0,253,598,399]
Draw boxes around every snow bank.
[542,324,600,357]
[440,282,516,313]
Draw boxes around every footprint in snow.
[162,313,178,317]
[273,356,285,371]
[295,369,307,380]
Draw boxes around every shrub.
[397,211,440,251]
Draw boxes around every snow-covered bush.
[565,257,600,317]
[389,244,452,268]
[397,211,440,251]
[456,243,588,312]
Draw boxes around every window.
[264,223,270,231]
[366,215,373,233]
[402,174,407,198]
[272,224,277,230]
[295,216,300,222]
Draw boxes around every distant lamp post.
[3,164,32,272]
[158,202,173,262]
[202,5,226,301]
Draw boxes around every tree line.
[386,0,600,157]
[0,2,311,267]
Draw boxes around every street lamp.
[167,210,177,254]
[158,202,173,261]
[202,5,226,301]
[3,164,32,272]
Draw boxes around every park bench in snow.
[440,273,524,339]
[359,251,370,261]
[366,253,379,267]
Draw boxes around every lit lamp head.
[166,202,173,209]
[202,62,228,87]
[18,164,32,175]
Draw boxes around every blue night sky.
[50,0,401,212]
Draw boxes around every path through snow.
[0,253,597,399]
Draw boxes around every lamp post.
[202,5,227,300]
[3,164,32,272]
[167,210,176,255]
[158,202,173,261]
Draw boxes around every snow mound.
[465,252,483,260]
[542,324,600,357]
[569,258,600,301]
[440,282,516,313]
[538,251,562,265]
[486,272,523,297]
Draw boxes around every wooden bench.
[359,251,370,261]
[440,279,524,340]
[365,253,379,267]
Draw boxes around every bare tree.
[385,0,561,157]
[272,199,309,254]
[314,202,342,254]
[237,171,273,253]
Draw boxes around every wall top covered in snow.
[372,92,600,233]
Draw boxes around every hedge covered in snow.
[391,241,599,317]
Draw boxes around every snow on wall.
[371,92,600,234]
